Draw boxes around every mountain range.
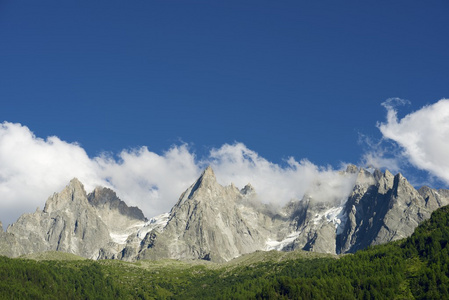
[1,165,448,262]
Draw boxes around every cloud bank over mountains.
[0,123,357,227]
[1,99,448,226]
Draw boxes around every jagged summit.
[173,166,222,208]
[195,165,217,188]
[69,177,83,186]
[138,166,267,262]
[7,178,111,259]
[43,177,88,214]
[241,183,255,195]
[346,164,359,173]
[203,165,215,177]
[88,186,146,222]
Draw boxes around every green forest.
[2,205,449,299]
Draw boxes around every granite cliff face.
[335,168,449,254]
[135,167,278,262]
[0,166,448,261]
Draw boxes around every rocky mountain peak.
[196,165,217,187]
[173,166,222,207]
[89,186,113,205]
[384,169,394,178]
[43,178,88,213]
[88,187,145,219]
[376,169,395,194]
[69,177,83,187]
[138,167,269,262]
[5,178,111,259]
[345,164,358,174]
[241,183,255,195]
[66,178,86,196]
[419,186,449,210]
[354,168,375,184]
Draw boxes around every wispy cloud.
[0,122,356,227]
[359,133,402,173]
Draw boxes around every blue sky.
[1,1,449,225]
[1,1,448,164]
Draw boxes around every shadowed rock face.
[88,187,146,221]
[336,170,449,254]
[88,187,146,232]
[1,166,448,261]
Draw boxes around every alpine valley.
[1,165,448,263]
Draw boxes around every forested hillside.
[2,205,449,299]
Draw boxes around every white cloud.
[94,145,200,217]
[0,122,202,227]
[5,99,447,228]
[376,98,449,184]
[0,122,356,228]
[209,143,357,206]
[0,122,103,226]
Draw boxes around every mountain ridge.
[1,165,448,262]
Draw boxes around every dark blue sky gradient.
[1,1,448,166]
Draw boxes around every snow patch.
[365,167,376,174]
[110,232,131,244]
[109,221,146,244]
[265,231,301,251]
[137,213,170,240]
[312,206,347,234]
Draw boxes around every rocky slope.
[0,166,448,262]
